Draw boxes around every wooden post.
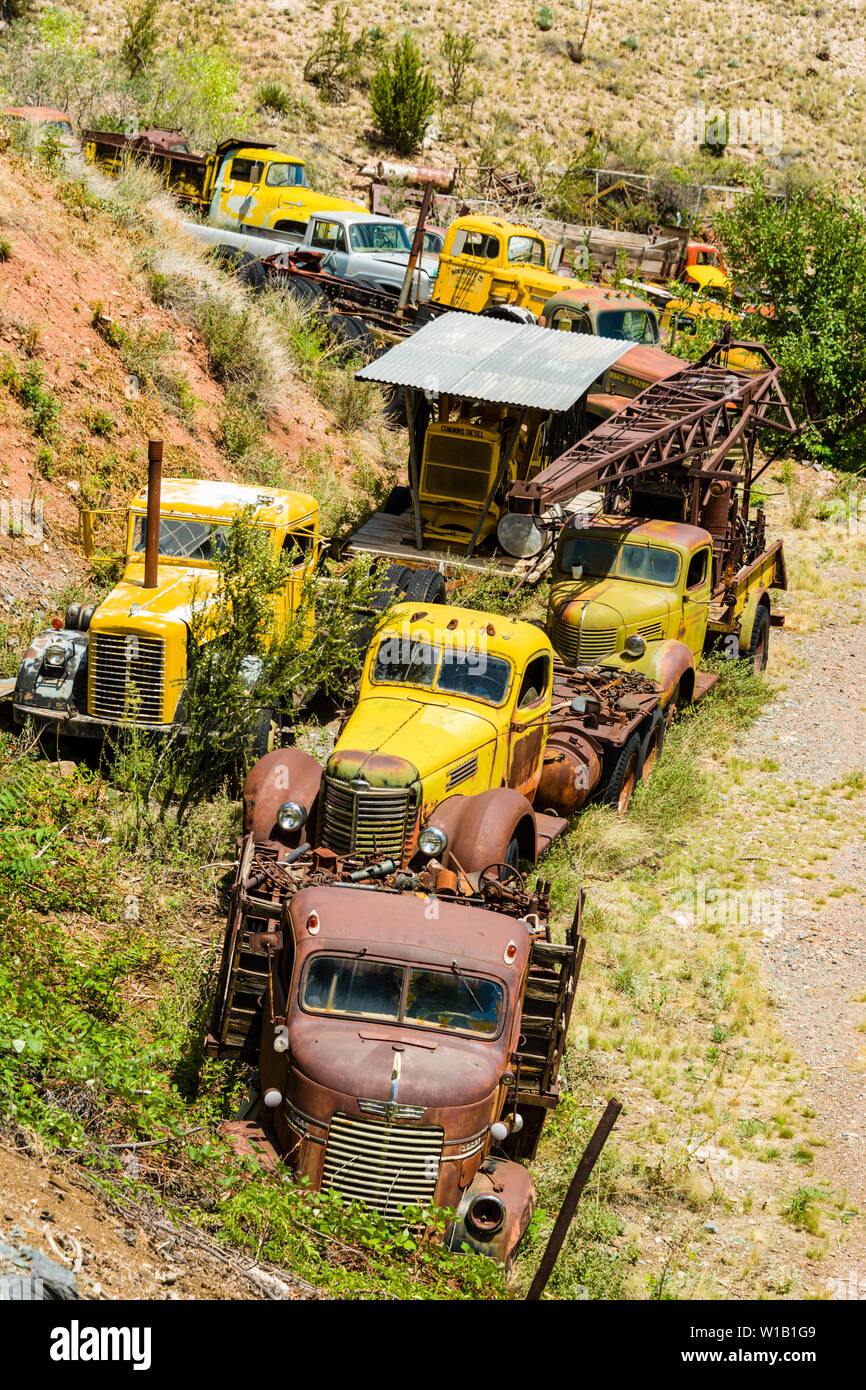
[525,1098,623,1301]
[405,390,425,552]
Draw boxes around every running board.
[222,1119,281,1172]
[693,671,720,701]
[535,811,568,853]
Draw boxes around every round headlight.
[42,644,68,669]
[277,801,307,832]
[623,634,646,658]
[418,825,448,858]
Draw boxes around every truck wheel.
[602,732,642,815]
[285,274,328,317]
[233,252,265,291]
[639,706,665,783]
[402,568,447,604]
[745,606,770,674]
[369,563,414,611]
[381,384,408,425]
[327,313,373,360]
[250,708,279,760]
[382,484,412,516]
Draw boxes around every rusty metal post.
[143,438,163,590]
[525,1097,622,1301]
[396,180,434,315]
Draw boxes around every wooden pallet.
[345,510,551,581]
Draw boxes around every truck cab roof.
[128,479,318,528]
[288,882,531,982]
[373,602,551,668]
[565,514,712,553]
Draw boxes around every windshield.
[131,516,231,561]
[695,249,720,266]
[560,535,680,584]
[349,221,411,253]
[264,162,307,188]
[371,636,511,705]
[597,309,659,344]
[302,955,504,1037]
[507,235,546,266]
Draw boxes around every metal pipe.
[143,439,163,590]
[396,180,434,315]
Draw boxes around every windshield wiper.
[450,960,482,1012]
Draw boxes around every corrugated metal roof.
[356,313,633,411]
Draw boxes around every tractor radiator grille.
[322,1114,443,1218]
[89,632,165,723]
[320,777,414,857]
[421,436,497,505]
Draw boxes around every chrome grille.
[322,1113,443,1218]
[89,632,165,723]
[550,615,617,664]
[320,777,413,857]
[446,754,478,790]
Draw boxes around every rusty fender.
[242,747,324,845]
[738,587,771,651]
[445,1156,535,1268]
[426,788,538,873]
[602,639,695,706]
[534,730,603,816]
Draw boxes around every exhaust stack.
[143,439,163,590]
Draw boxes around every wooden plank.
[531,940,577,966]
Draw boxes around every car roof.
[541,285,656,316]
[565,514,711,552]
[379,602,551,664]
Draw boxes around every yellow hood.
[331,694,498,784]
[92,562,218,631]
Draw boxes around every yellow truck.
[431,214,588,316]
[10,445,320,749]
[242,599,673,877]
[83,130,365,240]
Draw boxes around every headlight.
[277,801,307,832]
[623,634,646,658]
[418,825,448,857]
[42,644,68,670]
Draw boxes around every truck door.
[217,154,265,227]
[434,227,501,311]
[681,545,712,657]
[506,652,552,796]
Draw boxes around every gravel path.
[738,608,866,1275]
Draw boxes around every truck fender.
[242,747,324,846]
[738,587,771,654]
[425,788,538,873]
[14,628,89,719]
[445,1157,536,1269]
[604,638,695,707]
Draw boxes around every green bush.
[121,0,161,78]
[535,6,554,31]
[303,4,366,103]
[620,33,639,50]
[440,30,476,103]
[256,80,294,116]
[0,355,60,438]
[370,32,437,155]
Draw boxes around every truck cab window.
[453,230,499,259]
[132,516,230,560]
[435,650,511,705]
[303,956,403,1021]
[282,530,314,561]
[617,543,680,585]
[686,548,710,589]
[310,221,347,252]
[507,236,545,267]
[517,654,551,709]
[230,158,263,184]
[265,162,305,188]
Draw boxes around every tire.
[327,313,373,361]
[382,484,412,516]
[369,563,414,611]
[639,706,665,784]
[601,732,642,815]
[504,835,520,869]
[234,253,265,291]
[250,708,279,761]
[285,273,329,316]
[744,606,770,673]
[402,568,447,604]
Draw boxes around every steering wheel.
[480,862,526,892]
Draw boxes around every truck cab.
[323,603,555,850]
[13,479,319,740]
[539,286,682,420]
[547,517,714,699]
[209,147,365,238]
[304,211,439,299]
[681,241,732,297]
[432,215,587,315]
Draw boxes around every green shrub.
[121,0,161,78]
[0,238,12,262]
[0,355,60,438]
[535,6,554,31]
[370,32,437,154]
[303,4,366,103]
[218,389,266,462]
[620,33,639,50]
[440,30,476,103]
[256,80,294,116]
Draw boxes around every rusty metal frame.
[507,334,797,517]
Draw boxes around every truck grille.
[320,776,414,857]
[550,616,617,664]
[322,1113,443,1218]
[421,436,498,505]
[89,632,165,723]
